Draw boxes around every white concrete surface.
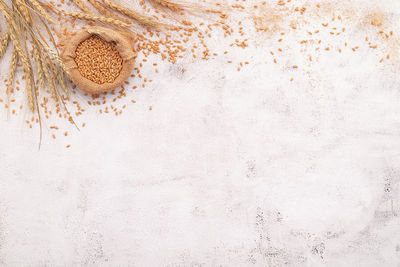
[0,0,400,266]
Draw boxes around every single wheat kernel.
[74,35,123,85]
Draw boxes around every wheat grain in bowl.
[60,27,137,95]
[74,35,123,85]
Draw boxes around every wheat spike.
[152,0,182,11]
[0,31,9,59]
[7,48,18,96]
[57,71,68,94]
[87,0,130,24]
[15,0,32,22]
[151,0,213,12]
[53,67,68,94]
[101,0,160,27]
[23,45,35,112]
[6,25,28,72]
[71,0,90,13]
[41,41,69,74]
[33,43,45,89]
[25,61,35,111]
[40,56,57,101]
[26,0,56,24]
[46,54,68,94]
[67,11,130,27]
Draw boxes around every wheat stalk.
[67,11,131,27]
[87,0,130,24]
[40,55,57,101]
[21,31,36,112]
[15,0,32,22]
[101,0,161,27]
[25,58,35,111]
[7,48,18,96]
[0,31,9,59]
[33,42,45,89]
[46,53,68,94]
[26,0,56,24]
[151,0,218,13]
[72,0,90,13]
[152,0,182,11]
[56,71,68,94]
[41,41,69,73]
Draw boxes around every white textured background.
[1,0,400,266]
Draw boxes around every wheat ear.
[152,0,182,11]
[56,71,68,94]
[22,37,35,112]
[15,0,32,22]
[41,41,69,74]
[26,0,56,23]
[33,43,45,89]
[0,31,9,59]
[7,48,18,96]
[67,11,130,28]
[87,0,130,24]
[46,54,68,94]
[40,55,57,101]
[72,0,90,13]
[101,0,160,27]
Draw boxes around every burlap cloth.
[60,26,137,94]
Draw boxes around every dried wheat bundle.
[0,0,66,112]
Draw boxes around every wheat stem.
[87,0,130,24]
[40,55,57,101]
[46,54,68,94]
[26,0,56,24]
[101,0,160,27]
[67,11,130,27]
[41,41,69,73]
[71,0,90,13]
[152,0,182,11]
[15,0,32,22]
